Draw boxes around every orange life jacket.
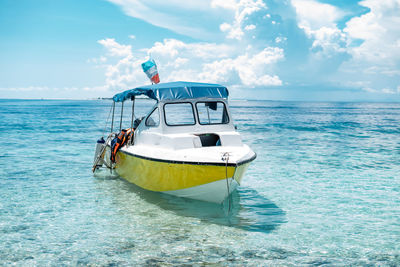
[110,128,134,163]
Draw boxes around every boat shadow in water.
[121,179,286,233]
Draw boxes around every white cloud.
[87,56,107,64]
[381,88,397,94]
[245,24,256,31]
[95,37,284,91]
[128,35,136,39]
[98,38,132,57]
[336,0,400,94]
[292,0,343,32]
[146,39,233,60]
[147,39,284,87]
[362,87,377,93]
[292,0,346,55]
[311,27,346,55]
[82,85,109,92]
[93,1,398,99]
[344,0,400,64]
[215,0,266,40]
[220,22,244,40]
[106,0,221,39]
[275,36,287,44]
[165,57,189,68]
[97,38,148,91]
[360,86,400,96]
[95,0,284,94]
[199,52,284,86]
[211,0,238,10]
[290,0,400,97]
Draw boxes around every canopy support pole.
[206,106,211,124]
[129,96,135,145]
[110,102,115,133]
[130,96,135,129]
[119,101,124,131]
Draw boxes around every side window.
[145,108,160,127]
[164,103,195,126]
[196,102,229,124]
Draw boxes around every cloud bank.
[91,0,400,100]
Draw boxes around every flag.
[141,59,160,84]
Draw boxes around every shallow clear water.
[0,99,399,266]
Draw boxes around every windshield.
[164,102,196,126]
[196,101,229,125]
[163,101,230,127]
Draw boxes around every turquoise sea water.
[0,99,399,266]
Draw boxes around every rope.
[102,103,113,138]
[222,152,231,212]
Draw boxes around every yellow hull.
[114,150,249,192]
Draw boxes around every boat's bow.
[114,143,256,203]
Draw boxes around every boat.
[93,81,256,203]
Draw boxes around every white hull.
[163,178,238,203]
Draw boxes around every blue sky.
[1,0,399,101]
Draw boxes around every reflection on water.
[95,171,286,233]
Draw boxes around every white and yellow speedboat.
[93,81,256,203]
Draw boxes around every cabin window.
[145,108,160,127]
[196,101,229,125]
[164,103,196,126]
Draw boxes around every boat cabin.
[111,82,243,150]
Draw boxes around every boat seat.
[196,133,221,147]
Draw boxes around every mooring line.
[222,152,231,212]
[102,103,113,139]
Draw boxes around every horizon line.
[1,97,400,103]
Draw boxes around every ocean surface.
[0,99,399,266]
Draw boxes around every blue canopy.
[112,81,229,102]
